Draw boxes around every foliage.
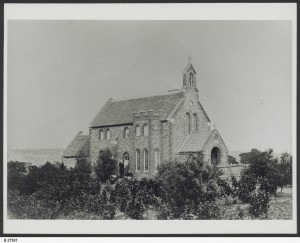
[156,152,223,218]
[277,153,293,191]
[7,147,292,220]
[238,149,293,196]
[7,161,27,192]
[248,190,270,218]
[7,190,61,219]
[227,155,239,165]
[236,170,257,203]
[114,178,157,219]
[94,148,118,183]
[124,191,146,219]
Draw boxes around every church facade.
[63,62,229,178]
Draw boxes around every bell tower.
[182,57,197,92]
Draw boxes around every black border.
[1,0,299,237]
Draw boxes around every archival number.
[4,239,17,242]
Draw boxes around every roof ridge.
[112,90,184,102]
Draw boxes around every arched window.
[106,129,111,140]
[211,147,221,165]
[124,127,130,138]
[143,124,148,136]
[136,149,141,171]
[185,113,191,133]
[189,73,193,87]
[144,149,149,171]
[99,129,104,140]
[136,125,140,136]
[193,113,198,132]
[154,149,160,171]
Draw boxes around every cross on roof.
[187,56,192,63]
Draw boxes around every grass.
[218,186,293,220]
[268,186,293,220]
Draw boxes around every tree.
[238,149,290,196]
[7,161,27,192]
[277,153,292,192]
[156,152,223,218]
[94,148,118,183]
[227,155,239,165]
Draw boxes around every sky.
[7,20,293,153]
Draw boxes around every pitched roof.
[183,63,197,74]
[179,130,214,153]
[63,132,89,157]
[90,91,185,127]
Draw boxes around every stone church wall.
[201,130,228,166]
[89,125,133,166]
[171,90,210,162]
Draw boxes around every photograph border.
[1,1,299,237]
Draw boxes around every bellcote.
[182,62,197,92]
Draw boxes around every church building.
[63,62,229,178]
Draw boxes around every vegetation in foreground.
[7,148,292,220]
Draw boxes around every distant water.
[7,148,65,166]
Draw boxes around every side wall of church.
[89,125,133,166]
[161,122,171,163]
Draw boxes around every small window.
[99,129,104,140]
[144,149,149,171]
[155,149,160,171]
[189,73,193,87]
[185,113,191,133]
[193,113,198,132]
[124,127,130,138]
[136,149,141,171]
[106,129,111,140]
[136,125,141,136]
[143,124,148,136]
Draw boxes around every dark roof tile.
[90,92,184,127]
[63,133,89,157]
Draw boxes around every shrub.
[94,148,118,183]
[157,203,172,220]
[124,192,146,220]
[236,171,257,203]
[7,161,27,192]
[194,202,220,220]
[248,190,270,219]
[156,153,223,219]
[8,190,61,219]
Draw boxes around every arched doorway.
[123,152,129,161]
[211,147,221,165]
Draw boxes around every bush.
[194,202,220,220]
[249,190,270,219]
[94,148,118,183]
[124,192,146,220]
[156,153,223,219]
[8,190,61,219]
[7,161,26,192]
[236,171,257,203]
[157,203,172,220]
